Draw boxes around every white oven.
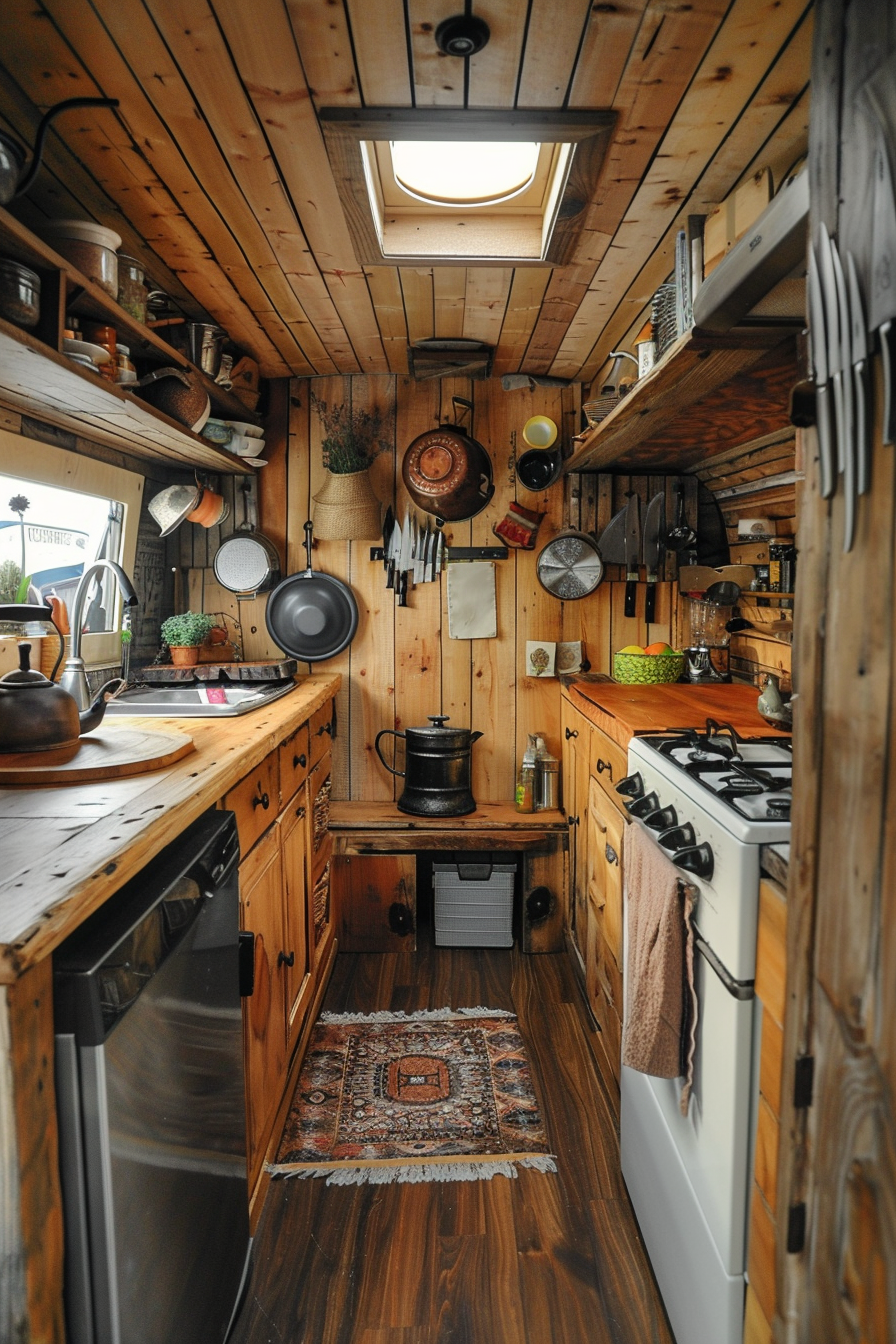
[618,726,791,1344]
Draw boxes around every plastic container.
[117,254,147,322]
[0,258,40,328]
[433,861,515,948]
[39,219,121,297]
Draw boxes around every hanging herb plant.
[311,393,392,474]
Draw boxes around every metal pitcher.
[375,715,483,817]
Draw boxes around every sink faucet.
[59,560,139,709]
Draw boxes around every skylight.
[390,140,540,207]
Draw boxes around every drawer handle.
[605,843,619,866]
[252,790,270,811]
[278,950,295,968]
[316,721,334,738]
[295,805,306,820]
[293,752,307,768]
[565,726,578,740]
[568,815,579,827]
[596,759,614,778]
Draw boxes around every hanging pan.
[264,521,359,662]
[213,526,281,597]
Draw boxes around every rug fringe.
[318,1006,515,1024]
[269,1155,558,1186]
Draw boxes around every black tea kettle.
[375,715,483,817]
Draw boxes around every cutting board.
[146,659,297,682]
[0,726,195,785]
[568,681,791,749]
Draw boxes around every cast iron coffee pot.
[375,715,484,817]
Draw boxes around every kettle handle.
[374,728,405,777]
[470,731,484,744]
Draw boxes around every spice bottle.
[515,734,538,813]
[115,344,137,384]
[535,740,559,811]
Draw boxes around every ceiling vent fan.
[407,339,493,381]
[434,15,490,57]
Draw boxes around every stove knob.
[628,791,660,819]
[672,842,714,882]
[657,822,696,853]
[616,771,644,799]
[644,805,678,832]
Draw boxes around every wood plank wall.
[239,375,686,804]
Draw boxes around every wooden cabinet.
[306,752,334,975]
[561,698,592,966]
[278,722,311,807]
[224,749,279,858]
[278,793,313,1056]
[335,853,417,952]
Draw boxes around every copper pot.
[402,396,494,522]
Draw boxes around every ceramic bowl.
[522,415,558,449]
[224,419,263,438]
[227,434,265,456]
[201,418,234,444]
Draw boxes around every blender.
[684,587,736,682]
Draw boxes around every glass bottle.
[515,734,538,813]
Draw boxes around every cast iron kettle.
[402,397,494,523]
[0,637,122,753]
[375,715,484,817]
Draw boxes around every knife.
[434,529,445,579]
[807,243,836,499]
[847,252,872,496]
[386,515,401,590]
[819,223,845,477]
[642,493,665,624]
[415,517,429,584]
[382,505,394,571]
[829,235,856,552]
[861,55,896,447]
[623,492,641,618]
[397,511,412,607]
[597,505,627,565]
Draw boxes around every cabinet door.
[224,748,279,858]
[589,724,629,808]
[278,796,313,1055]
[239,826,287,1187]
[308,698,336,768]
[306,753,334,973]
[561,699,591,959]
[279,722,311,808]
[586,778,625,973]
[335,853,416,952]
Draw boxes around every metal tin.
[375,715,483,816]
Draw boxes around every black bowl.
[516,448,562,491]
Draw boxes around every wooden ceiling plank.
[492,266,551,376]
[467,0,530,109]
[462,267,512,348]
[515,0,594,109]
[567,0,651,111]
[344,0,413,106]
[399,267,435,345]
[8,0,322,375]
[213,0,389,374]
[408,0,466,107]
[283,0,359,106]
[433,267,467,338]
[521,0,729,372]
[562,25,812,384]
[142,0,362,372]
[364,267,410,373]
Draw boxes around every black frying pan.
[264,521,359,662]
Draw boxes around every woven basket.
[613,651,685,685]
[312,468,382,540]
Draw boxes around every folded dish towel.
[622,823,698,1115]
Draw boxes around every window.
[321,109,615,266]
[0,428,143,675]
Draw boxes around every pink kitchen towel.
[622,823,698,1115]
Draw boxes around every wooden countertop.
[564,680,792,749]
[0,674,340,983]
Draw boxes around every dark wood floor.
[230,925,674,1344]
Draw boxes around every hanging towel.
[622,823,699,1115]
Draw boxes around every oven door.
[621,885,758,1344]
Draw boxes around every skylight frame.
[320,109,616,267]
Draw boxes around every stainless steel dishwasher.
[54,809,254,1344]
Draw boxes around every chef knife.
[861,55,896,446]
[385,515,400,589]
[846,252,872,496]
[434,528,445,579]
[623,492,641,618]
[382,505,394,571]
[829,235,857,552]
[397,511,412,607]
[596,505,627,565]
[819,223,845,477]
[412,514,424,586]
[642,493,665,624]
[807,243,836,499]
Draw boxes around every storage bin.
[433,860,515,948]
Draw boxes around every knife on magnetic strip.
[642,493,665,624]
[807,243,836,499]
[819,223,846,478]
[846,252,872,497]
[829,234,857,552]
[623,492,641,618]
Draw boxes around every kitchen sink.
[105,679,299,717]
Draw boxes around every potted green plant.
[160,611,215,667]
[311,392,391,540]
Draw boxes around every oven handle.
[694,928,755,1001]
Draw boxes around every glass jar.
[115,344,137,384]
[117,254,148,323]
[0,258,40,328]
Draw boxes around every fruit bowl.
[613,650,685,685]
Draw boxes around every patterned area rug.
[269,1008,557,1185]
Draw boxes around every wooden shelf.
[563,326,799,474]
[0,204,261,471]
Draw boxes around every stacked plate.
[63,337,112,375]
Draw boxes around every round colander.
[213,529,281,597]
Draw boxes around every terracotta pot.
[187,486,229,528]
[169,645,199,667]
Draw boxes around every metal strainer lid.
[213,532,278,595]
[536,530,605,600]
